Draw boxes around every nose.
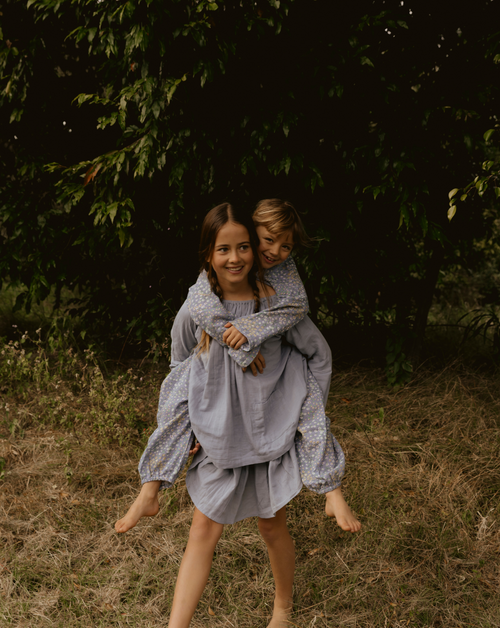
[228,248,241,263]
[269,244,280,257]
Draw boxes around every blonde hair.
[252,199,312,248]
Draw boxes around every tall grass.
[1,334,500,627]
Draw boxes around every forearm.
[186,272,260,367]
[231,257,309,347]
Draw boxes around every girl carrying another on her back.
[118,203,358,627]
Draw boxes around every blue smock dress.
[175,296,311,524]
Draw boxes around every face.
[210,222,255,288]
[255,225,294,269]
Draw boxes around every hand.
[223,322,248,349]
[242,350,266,376]
[189,438,201,455]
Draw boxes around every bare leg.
[258,507,295,628]
[115,480,161,533]
[325,487,361,532]
[168,508,223,628]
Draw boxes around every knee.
[189,514,223,545]
[258,517,286,545]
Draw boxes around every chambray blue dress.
[177,296,312,523]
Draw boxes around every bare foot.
[325,488,361,533]
[267,606,292,628]
[115,481,161,533]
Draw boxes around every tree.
[1,0,500,366]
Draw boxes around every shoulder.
[257,280,276,299]
[172,301,197,334]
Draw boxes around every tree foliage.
[1,0,500,361]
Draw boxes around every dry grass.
[1,358,500,627]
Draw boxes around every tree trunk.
[409,245,445,365]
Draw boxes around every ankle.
[274,597,293,613]
[140,481,161,498]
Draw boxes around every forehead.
[215,221,250,244]
[257,225,294,244]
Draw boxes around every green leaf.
[360,56,374,67]
[151,101,161,119]
[447,205,457,221]
[448,188,459,200]
[495,188,500,199]
[460,194,468,201]
[483,129,495,142]
[108,203,118,223]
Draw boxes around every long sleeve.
[139,302,197,490]
[186,257,309,367]
[170,301,199,368]
[284,316,332,407]
[284,316,344,494]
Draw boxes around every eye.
[217,247,228,253]
[240,244,250,251]
[265,237,273,243]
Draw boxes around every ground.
[1,363,500,627]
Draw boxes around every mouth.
[225,266,244,274]
[262,254,277,265]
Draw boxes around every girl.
[162,203,334,627]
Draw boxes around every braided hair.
[197,203,263,354]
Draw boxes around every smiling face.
[255,225,294,269]
[210,221,255,294]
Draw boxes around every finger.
[242,366,247,372]
[235,335,248,349]
[234,339,245,349]
[250,363,258,376]
[224,322,233,328]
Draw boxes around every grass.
[1,335,500,627]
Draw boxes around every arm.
[170,301,199,369]
[186,257,309,367]
[284,315,332,407]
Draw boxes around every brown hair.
[197,203,264,354]
[252,198,312,248]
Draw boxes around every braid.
[197,268,224,355]
[248,269,261,314]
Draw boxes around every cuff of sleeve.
[228,345,260,367]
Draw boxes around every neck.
[217,277,254,301]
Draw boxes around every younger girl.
[187,199,360,526]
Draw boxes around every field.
[1,336,500,627]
